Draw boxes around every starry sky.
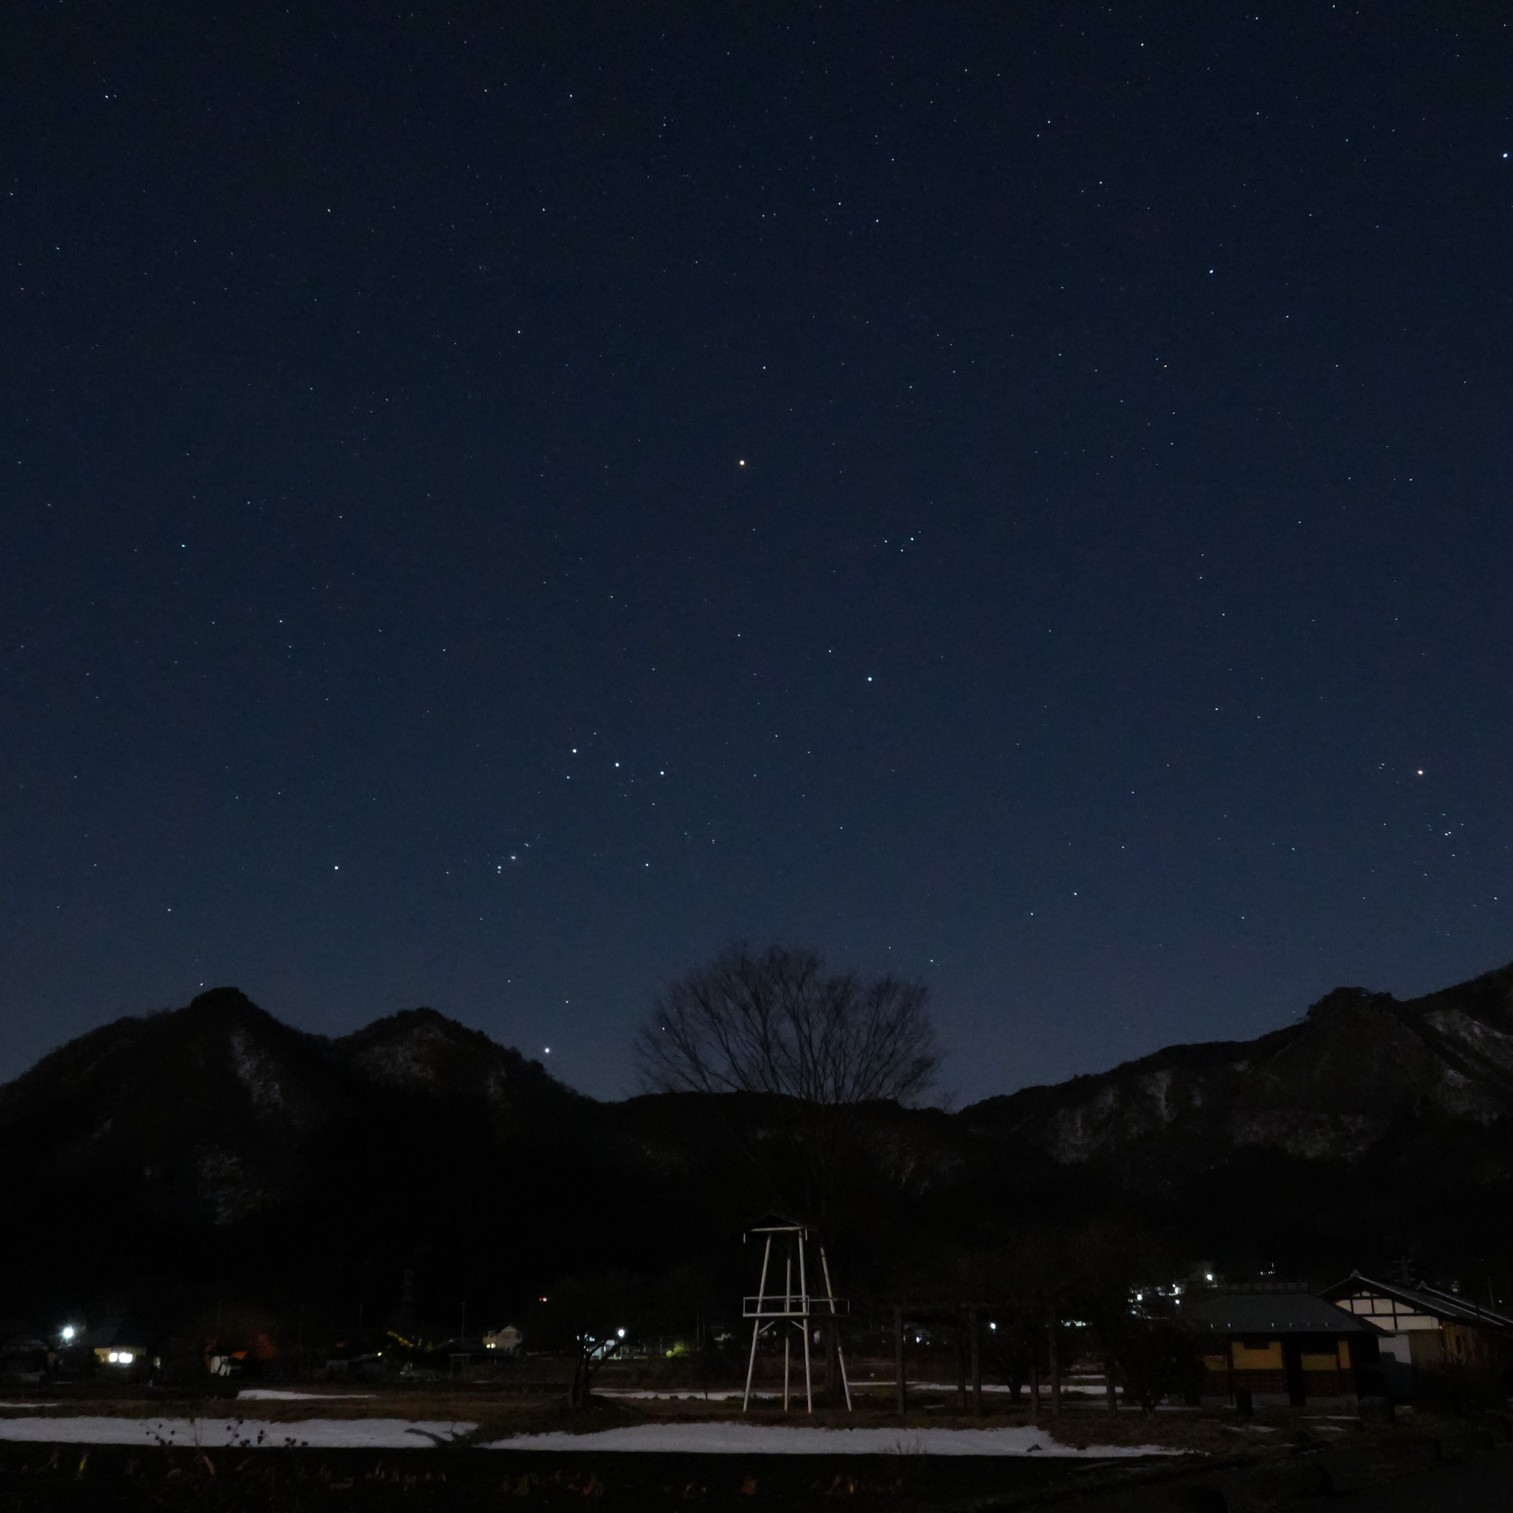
[4,3,1511,1105]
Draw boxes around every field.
[0,1374,1504,1511]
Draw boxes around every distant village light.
[60,1325,76,1342]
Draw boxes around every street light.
[60,1325,76,1343]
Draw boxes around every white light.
[118,1351,133,1365]
[616,1328,626,1338]
[1205,1273,1214,1282]
[61,1326,76,1343]
[989,1322,997,1331]
[107,1351,119,1363]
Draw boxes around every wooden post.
[956,1312,968,1413]
[742,1233,774,1411]
[1048,1318,1062,1417]
[893,1306,906,1416]
[969,1306,983,1417]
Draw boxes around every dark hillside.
[4,963,1513,1342]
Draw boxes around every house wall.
[1333,1288,1513,1380]
[1200,1336,1363,1409]
[1441,1322,1503,1369]
[1407,1330,1448,1369]
[1335,1294,1439,1334]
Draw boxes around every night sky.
[5,4,1511,1105]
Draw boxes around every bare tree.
[635,944,939,1107]
[634,945,940,1235]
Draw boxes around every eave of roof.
[1319,1272,1513,1331]
[1182,1292,1383,1335]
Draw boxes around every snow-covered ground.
[601,1382,1101,1402]
[0,1413,1173,1457]
[490,1421,1171,1457]
[236,1390,377,1401]
[0,1417,474,1448]
[597,1388,747,1401]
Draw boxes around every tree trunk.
[969,1308,982,1418]
[893,1306,906,1416]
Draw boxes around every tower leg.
[894,1304,906,1416]
[818,1243,852,1411]
[783,1254,793,1411]
[742,1235,774,1412]
[798,1232,813,1412]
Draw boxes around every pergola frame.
[883,1297,1064,1418]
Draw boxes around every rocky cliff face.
[964,964,1513,1169]
[0,989,353,1225]
[333,1006,582,1139]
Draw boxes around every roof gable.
[1320,1273,1513,1331]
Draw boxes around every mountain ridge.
[3,963,1512,1327]
[962,963,1513,1167]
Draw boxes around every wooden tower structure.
[741,1217,851,1412]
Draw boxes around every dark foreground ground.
[0,1440,1154,1511]
[1,1437,1510,1513]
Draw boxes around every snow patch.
[236,1390,376,1401]
[0,1417,474,1448]
[490,1422,1172,1457]
[0,1415,1174,1459]
[229,1029,284,1115]
[1145,1067,1175,1124]
[350,1028,445,1088]
[1429,1009,1513,1075]
[194,1146,266,1225]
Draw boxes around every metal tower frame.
[741,1219,851,1412]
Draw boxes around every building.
[483,1324,522,1355]
[1319,1273,1513,1396]
[1181,1286,1385,1410]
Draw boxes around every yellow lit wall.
[1231,1341,1282,1370]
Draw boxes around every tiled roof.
[1181,1290,1381,1335]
